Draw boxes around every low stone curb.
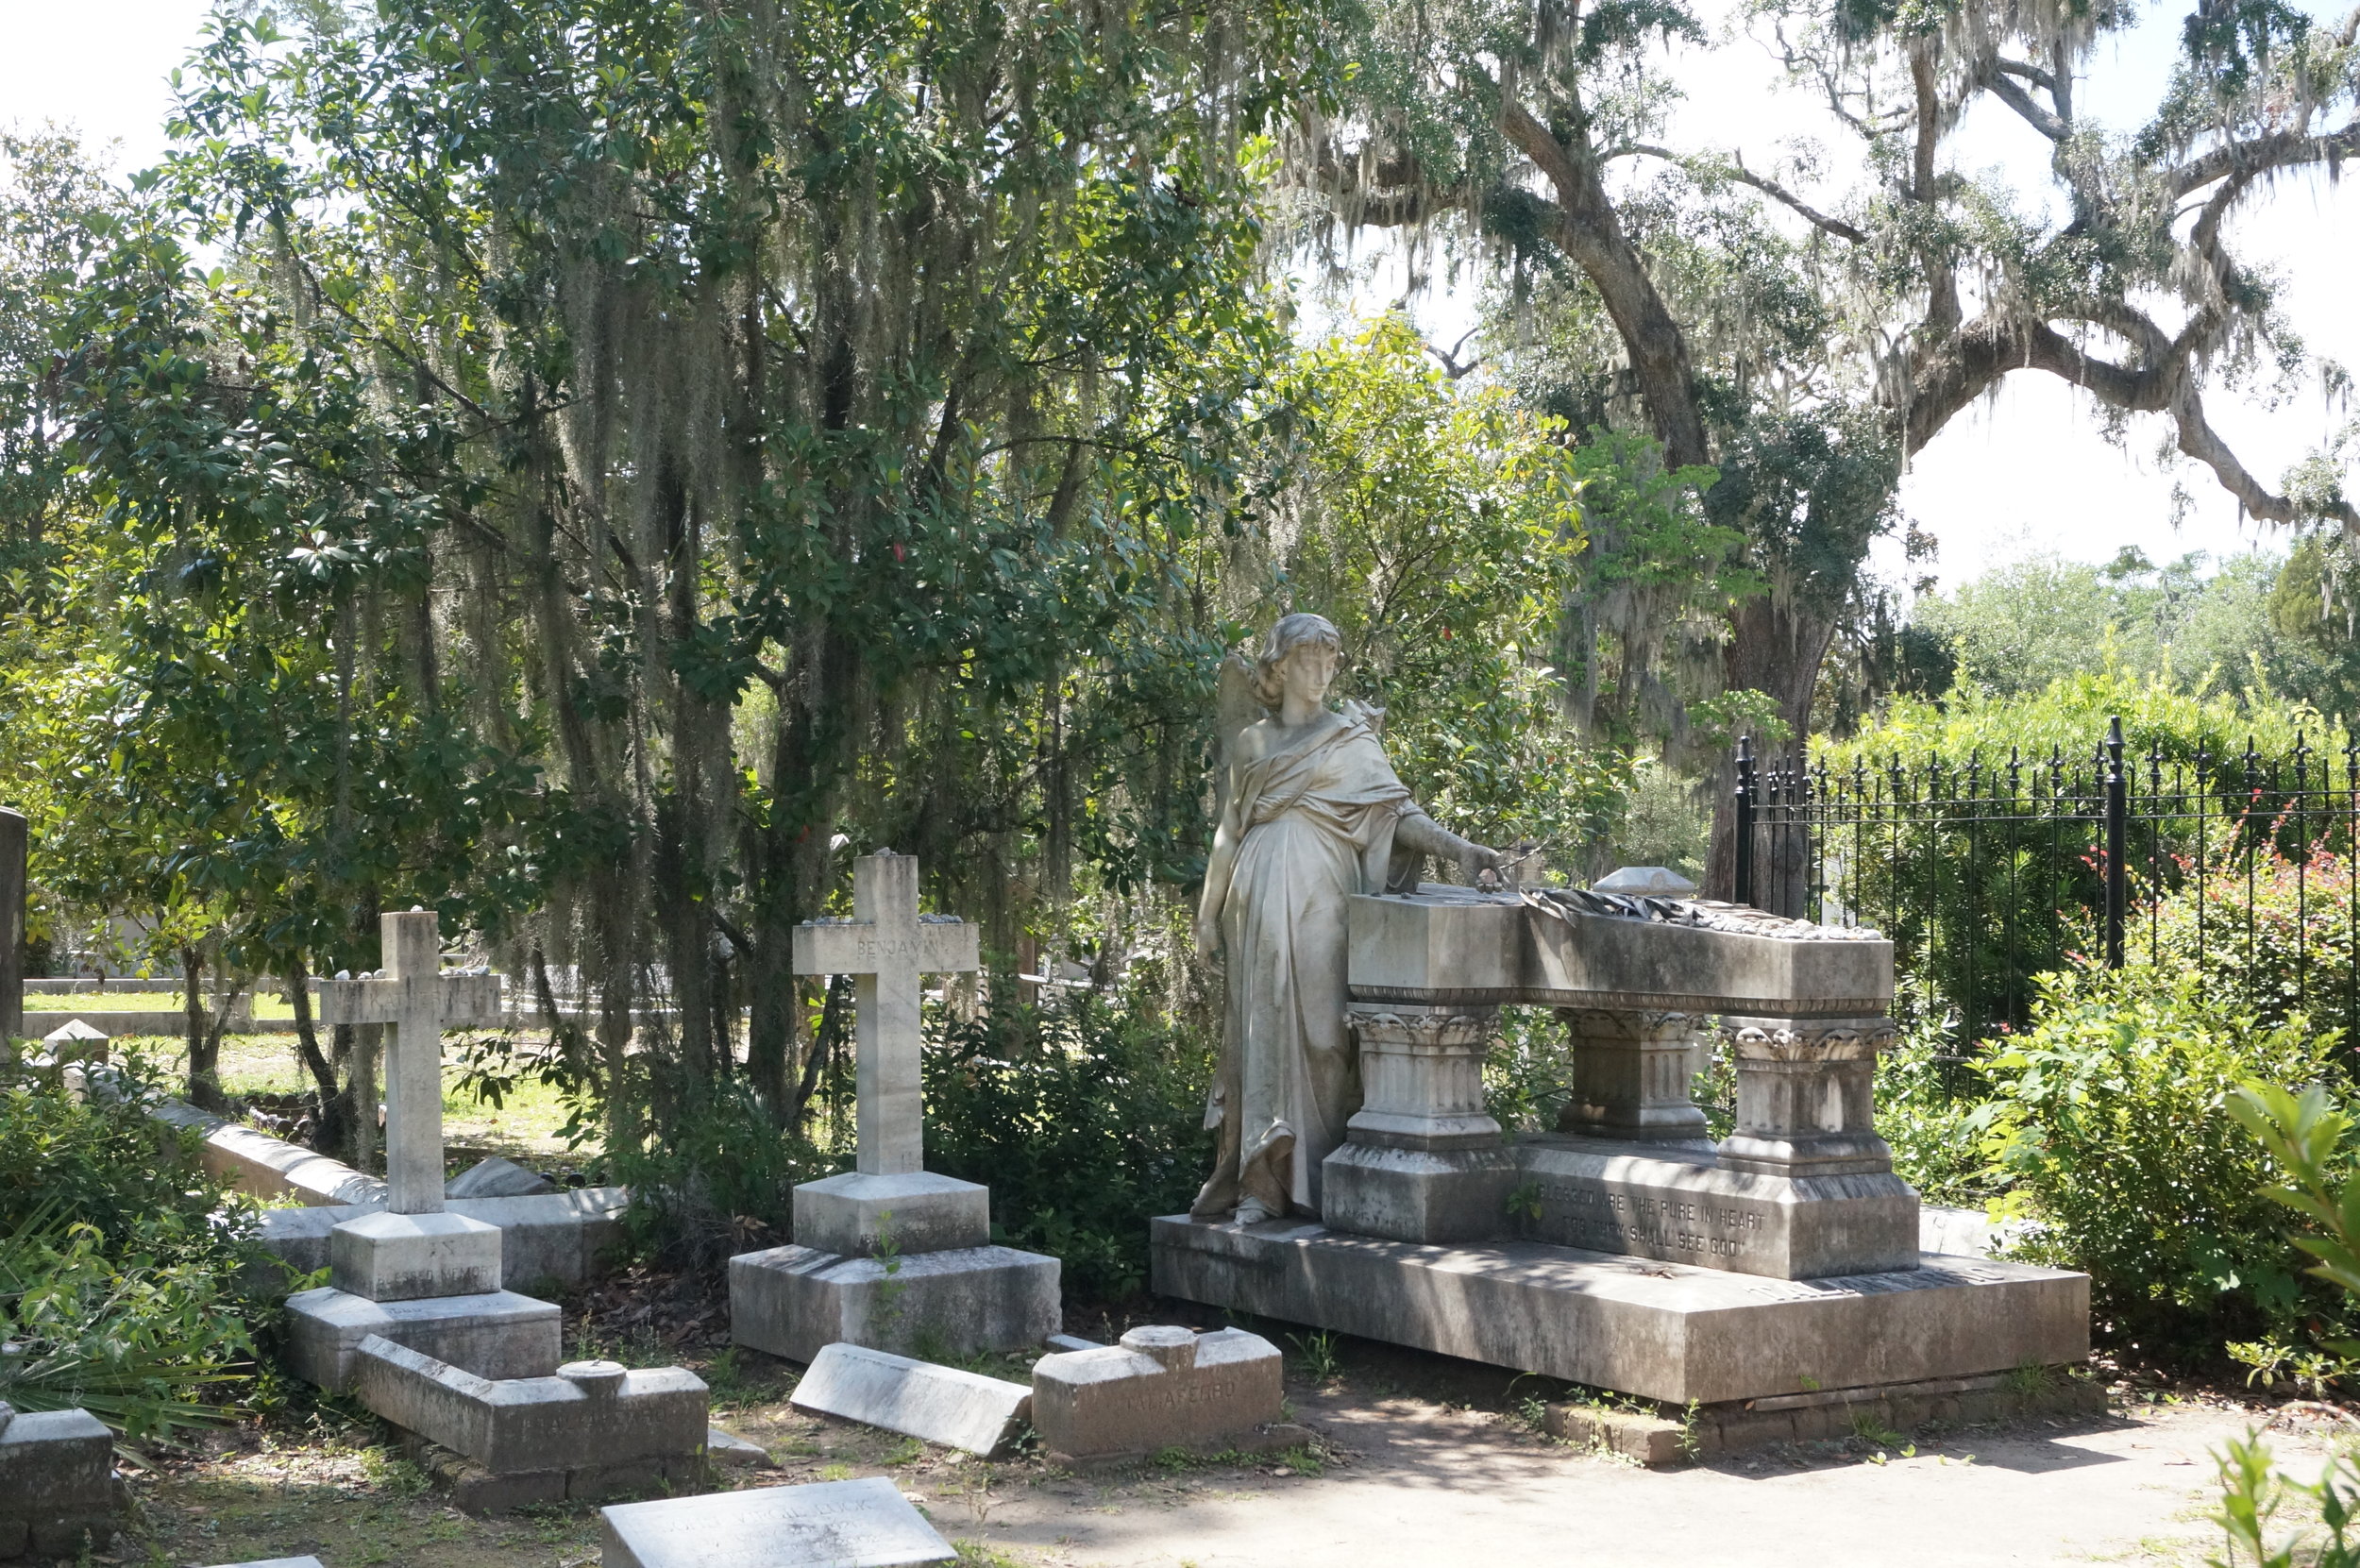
[396,1429,709,1516]
[1544,1372,2110,1464]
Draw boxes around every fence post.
[2104,717,2127,969]
[1734,735,1758,907]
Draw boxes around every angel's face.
[1280,641,1339,706]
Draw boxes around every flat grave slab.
[1151,1213,2088,1406]
[204,1560,329,1567]
[600,1476,955,1568]
[790,1342,1031,1457]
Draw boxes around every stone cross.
[794,851,979,1175]
[314,909,502,1213]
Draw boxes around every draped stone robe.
[1193,710,1420,1218]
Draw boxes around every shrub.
[1875,997,1998,1207]
[0,1059,275,1438]
[1978,965,2344,1356]
[2138,842,2360,1044]
[607,985,1214,1302]
[926,990,1214,1302]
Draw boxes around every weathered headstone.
[314,910,504,1300]
[0,1401,119,1560]
[0,806,23,1044]
[283,914,562,1390]
[730,851,1059,1360]
[1031,1326,1295,1466]
[789,1342,1031,1458]
[599,1477,956,1568]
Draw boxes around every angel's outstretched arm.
[1395,809,1502,883]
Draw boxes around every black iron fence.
[1733,721,2360,1047]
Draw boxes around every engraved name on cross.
[793,851,979,1175]
[313,909,503,1213]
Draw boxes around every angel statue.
[1191,612,1501,1223]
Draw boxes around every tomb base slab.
[1149,1213,2088,1407]
[792,1171,989,1257]
[284,1286,561,1391]
[730,1243,1060,1365]
[1512,1136,1919,1278]
[1545,1368,2109,1465]
[1318,1142,1516,1244]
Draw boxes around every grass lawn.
[25,991,301,1018]
[105,1028,587,1166]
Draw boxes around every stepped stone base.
[1150,1213,2087,1407]
[730,1242,1060,1364]
[1509,1136,1920,1279]
[284,1287,561,1391]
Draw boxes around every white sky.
[5,0,2353,593]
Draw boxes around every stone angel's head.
[1252,612,1342,711]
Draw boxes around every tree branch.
[1493,92,1712,466]
[1728,154,1867,243]
[1984,69,2068,142]
[2168,119,2360,198]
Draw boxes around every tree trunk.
[1706,597,1840,906]
[181,945,225,1112]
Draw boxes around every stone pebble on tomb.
[599,1476,956,1568]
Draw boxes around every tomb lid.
[42,1019,110,1044]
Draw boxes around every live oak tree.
[1308,0,2360,882]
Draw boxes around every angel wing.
[1212,649,1262,822]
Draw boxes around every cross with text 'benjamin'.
[794,851,979,1175]
[312,909,503,1215]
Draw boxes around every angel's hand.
[1194,917,1222,963]
[1458,841,1504,888]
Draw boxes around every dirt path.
[945,1394,2281,1568]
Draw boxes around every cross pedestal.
[316,909,506,1302]
[729,851,1061,1362]
[284,910,562,1393]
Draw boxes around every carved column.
[1554,1008,1711,1147]
[1717,1015,1899,1178]
[1320,1003,1514,1244]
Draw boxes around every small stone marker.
[1031,1325,1293,1466]
[790,1342,1031,1458]
[313,910,505,1301]
[39,1019,109,1063]
[599,1476,955,1568]
[204,1559,329,1568]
